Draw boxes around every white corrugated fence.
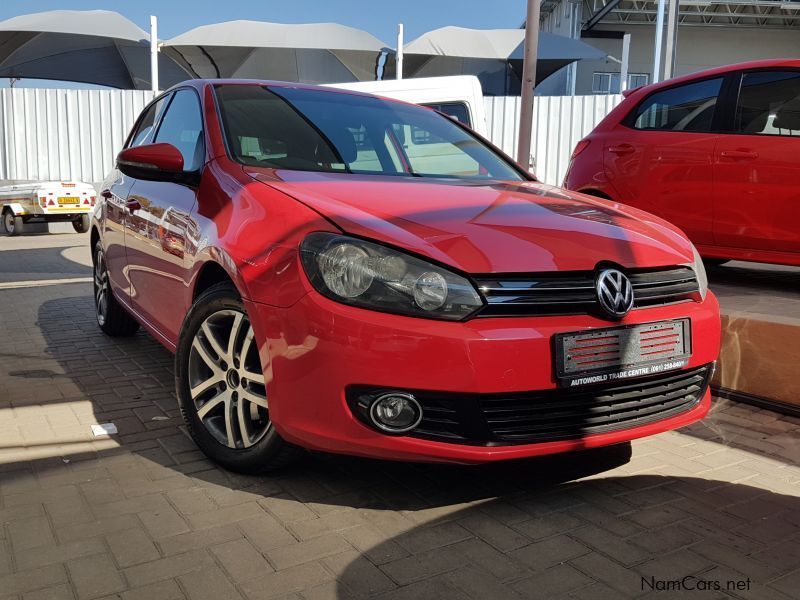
[0,88,156,185]
[1,88,622,187]
[484,94,624,186]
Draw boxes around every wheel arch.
[90,225,101,253]
[578,188,613,200]
[2,203,25,216]
[192,259,238,301]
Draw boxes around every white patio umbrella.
[401,27,606,92]
[0,10,190,89]
[163,21,390,84]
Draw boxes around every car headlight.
[687,243,708,300]
[300,233,483,320]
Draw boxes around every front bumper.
[246,291,721,464]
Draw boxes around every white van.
[327,76,488,137]
[0,180,96,236]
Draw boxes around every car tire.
[3,210,23,236]
[93,241,140,336]
[73,214,90,233]
[175,282,305,473]
[703,258,729,268]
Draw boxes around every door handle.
[608,144,635,155]
[720,149,759,161]
[125,199,141,213]
[100,189,112,199]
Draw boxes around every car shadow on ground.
[0,292,797,598]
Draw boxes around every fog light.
[369,392,422,434]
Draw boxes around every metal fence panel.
[0,88,156,184]
[1,88,621,187]
[484,94,623,186]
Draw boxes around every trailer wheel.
[2,210,23,236]
[73,214,90,233]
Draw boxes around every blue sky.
[0,1,526,44]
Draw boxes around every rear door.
[125,88,204,343]
[713,69,800,253]
[604,77,725,245]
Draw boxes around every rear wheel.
[73,214,90,233]
[93,241,140,336]
[176,282,304,473]
[3,211,23,236]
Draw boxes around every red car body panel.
[564,59,800,267]
[95,79,721,465]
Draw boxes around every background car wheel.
[703,258,729,267]
[3,210,23,236]
[176,282,304,473]
[93,241,140,336]
[73,214,90,233]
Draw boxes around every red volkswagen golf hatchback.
[93,80,720,472]
[565,59,800,267]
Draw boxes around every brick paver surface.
[0,231,798,600]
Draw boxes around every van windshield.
[214,84,524,181]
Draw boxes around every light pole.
[516,0,541,171]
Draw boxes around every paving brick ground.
[0,231,798,600]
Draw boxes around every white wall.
[0,87,623,190]
[576,25,800,95]
[0,88,156,186]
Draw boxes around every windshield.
[214,84,524,181]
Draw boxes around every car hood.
[248,169,694,273]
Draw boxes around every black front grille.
[349,365,711,446]
[474,267,699,317]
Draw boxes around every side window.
[129,96,168,147]
[154,89,204,171]
[735,70,800,137]
[632,78,723,132]
[421,102,472,127]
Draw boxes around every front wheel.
[175,282,304,473]
[73,214,90,233]
[3,211,23,236]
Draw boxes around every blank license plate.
[58,196,79,204]
[555,319,691,387]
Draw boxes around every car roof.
[164,78,397,102]
[625,58,800,98]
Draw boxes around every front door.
[125,88,205,343]
[604,77,725,246]
[713,69,800,254]
[101,95,169,300]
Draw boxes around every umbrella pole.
[150,15,159,92]
[396,23,404,80]
[516,0,540,172]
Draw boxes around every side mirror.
[117,143,197,184]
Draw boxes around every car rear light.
[571,139,591,160]
[90,196,96,206]
[39,197,47,207]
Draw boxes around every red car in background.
[92,80,720,473]
[564,59,800,267]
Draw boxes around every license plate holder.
[555,319,692,387]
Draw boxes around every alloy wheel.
[4,212,14,234]
[188,309,270,449]
[94,247,109,326]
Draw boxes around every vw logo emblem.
[596,268,634,318]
